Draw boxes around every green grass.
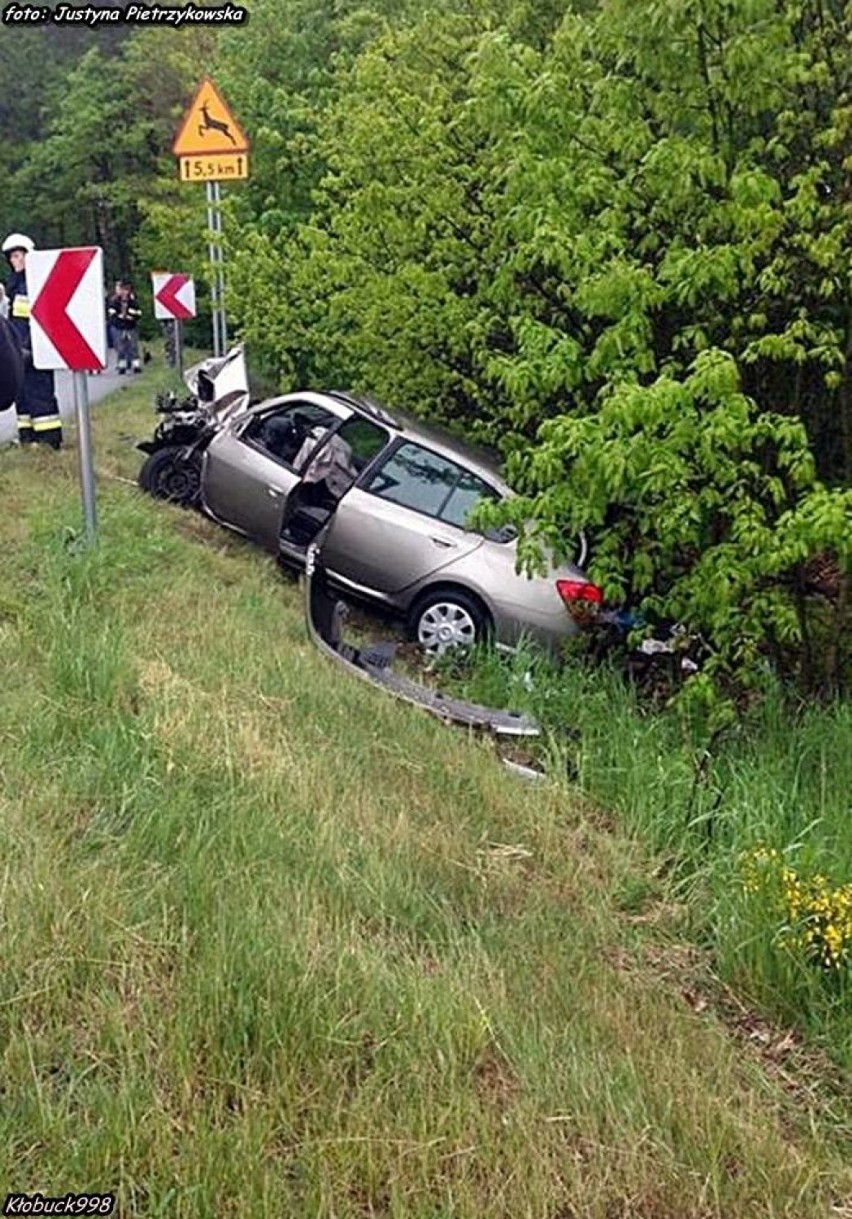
[434,639,852,1068]
[0,362,851,1216]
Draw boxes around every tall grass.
[439,640,852,1067]
[0,382,850,1214]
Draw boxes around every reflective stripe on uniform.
[32,414,62,432]
[12,296,30,319]
[16,413,32,427]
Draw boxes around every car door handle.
[430,536,456,549]
[267,486,283,499]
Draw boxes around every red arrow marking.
[30,248,100,369]
[156,274,194,319]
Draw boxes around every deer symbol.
[198,103,236,145]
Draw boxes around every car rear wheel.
[139,446,202,507]
[410,589,489,656]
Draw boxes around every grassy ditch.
[0,368,851,1216]
[434,638,852,1072]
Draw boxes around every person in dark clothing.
[2,232,62,448]
[107,279,142,374]
[0,314,24,412]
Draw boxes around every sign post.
[27,246,106,543]
[172,78,250,357]
[151,271,196,378]
[205,182,222,356]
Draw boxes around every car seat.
[259,415,305,464]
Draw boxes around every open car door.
[202,396,349,551]
[277,413,395,560]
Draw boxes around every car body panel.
[305,543,541,737]
[398,538,588,649]
[185,344,251,421]
[321,485,485,594]
[203,431,300,549]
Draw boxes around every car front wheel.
[410,589,489,656]
[139,446,202,507]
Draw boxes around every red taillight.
[556,580,603,605]
[556,579,604,625]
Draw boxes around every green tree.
[224,0,850,693]
[472,0,852,692]
[3,26,215,286]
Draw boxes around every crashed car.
[138,347,602,653]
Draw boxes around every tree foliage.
[0,23,215,290]
[221,0,850,695]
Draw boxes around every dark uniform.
[6,267,62,448]
[107,283,142,374]
[0,315,24,412]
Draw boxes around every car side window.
[243,403,336,468]
[300,416,389,500]
[364,443,459,517]
[364,441,494,527]
[439,467,500,529]
[333,417,389,472]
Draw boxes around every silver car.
[142,352,602,653]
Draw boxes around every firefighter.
[2,232,62,449]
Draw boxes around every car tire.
[139,446,202,507]
[409,588,490,656]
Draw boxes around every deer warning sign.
[172,77,249,158]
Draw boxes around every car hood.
[184,344,251,421]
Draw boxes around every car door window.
[439,467,500,529]
[364,443,460,518]
[334,416,389,473]
[242,403,337,468]
[364,441,497,528]
[300,415,390,501]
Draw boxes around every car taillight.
[556,579,604,625]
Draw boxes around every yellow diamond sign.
[172,77,249,158]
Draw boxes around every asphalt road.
[0,355,136,445]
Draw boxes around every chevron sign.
[28,247,106,371]
[152,272,196,321]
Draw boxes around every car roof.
[325,390,399,432]
[328,391,511,495]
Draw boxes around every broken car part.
[305,543,541,739]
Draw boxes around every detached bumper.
[305,545,540,738]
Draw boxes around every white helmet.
[2,233,35,256]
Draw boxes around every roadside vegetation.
[435,641,852,1069]
[0,377,850,1214]
[1,0,851,1209]
[3,3,849,702]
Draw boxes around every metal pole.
[206,180,221,356]
[214,181,228,350]
[174,319,184,379]
[72,370,97,542]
